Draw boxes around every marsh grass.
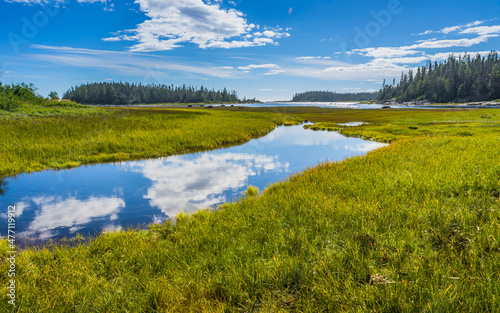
[1,107,500,311]
[0,106,289,177]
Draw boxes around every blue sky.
[1,0,500,101]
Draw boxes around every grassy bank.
[1,107,500,311]
[0,105,292,177]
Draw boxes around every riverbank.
[1,106,500,311]
[0,105,294,177]
[377,100,500,108]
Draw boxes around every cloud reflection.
[124,153,288,216]
[344,142,387,153]
[21,196,125,239]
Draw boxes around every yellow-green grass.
[1,107,500,312]
[262,107,500,142]
[0,105,293,177]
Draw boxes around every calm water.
[238,102,500,109]
[0,124,386,242]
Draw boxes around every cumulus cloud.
[103,0,290,51]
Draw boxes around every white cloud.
[263,69,285,75]
[6,0,112,8]
[296,56,332,60]
[352,47,422,58]
[296,50,496,81]
[77,0,107,3]
[460,25,500,36]
[237,64,279,70]
[4,0,63,3]
[409,35,496,49]
[381,56,429,64]
[417,20,490,35]
[297,56,321,60]
[103,0,290,51]
[348,22,499,75]
[29,45,236,78]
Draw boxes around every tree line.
[378,51,500,103]
[63,82,239,105]
[292,91,379,102]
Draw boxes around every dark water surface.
[0,124,387,242]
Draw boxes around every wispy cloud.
[417,20,493,35]
[347,19,500,77]
[460,25,500,36]
[237,64,279,70]
[351,47,422,58]
[296,56,331,60]
[6,0,113,10]
[4,0,64,4]
[28,45,235,78]
[408,35,496,49]
[263,69,285,75]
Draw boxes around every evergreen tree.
[63,82,239,105]
[292,91,378,102]
[379,52,500,102]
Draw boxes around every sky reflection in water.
[0,125,387,241]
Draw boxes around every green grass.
[0,105,292,177]
[1,107,500,311]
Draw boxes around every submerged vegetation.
[63,82,240,105]
[1,104,500,311]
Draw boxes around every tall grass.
[0,107,290,177]
[1,107,500,311]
